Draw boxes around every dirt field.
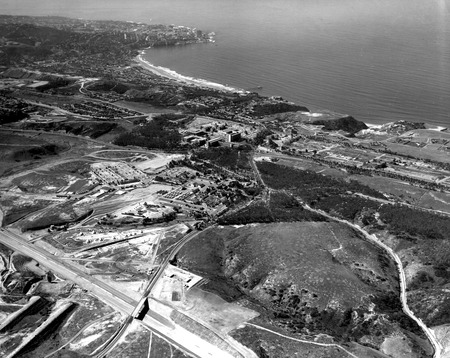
[350,174,450,213]
[179,287,259,334]
[383,141,450,163]
[108,320,152,358]
[231,324,358,358]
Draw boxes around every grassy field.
[12,172,69,194]
[17,200,93,231]
[0,132,69,177]
[155,224,189,263]
[109,321,152,358]
[216,223,396,309]
[0,132,47,147]
[51,160,92,176]
[350,174,450,213]
[0,195,55,226]
[231,324,375,358]
[277,157,350,179]
[114,100,176,114]
[177,221,428,351]
[383,141,450,163]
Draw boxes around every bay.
[1,0,449,126]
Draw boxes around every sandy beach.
[136,50,245,93]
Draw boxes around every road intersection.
[0,226,252,358]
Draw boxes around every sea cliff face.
[312,116,368,135]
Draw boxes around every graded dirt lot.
[178,287,259,334]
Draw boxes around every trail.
[246,323,359,358]
[304,204,443,358]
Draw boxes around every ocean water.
[1,0,449,126]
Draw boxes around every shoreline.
[136,50,448,132]
[136,50,246,94]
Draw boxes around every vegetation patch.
[19,121,119,139]
[257,161,384,202]
[179,223,424,352]
[193,146,252,172]
[219,192,325,225]
[3,201,54,226]
[114,116,182,150]
[379,205,450,241]
[312,115,368,135]
[314,195,380,221]
[12,172,70,194]
[232,324,360,358]
[17,200,93,231]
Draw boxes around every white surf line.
[305,205,443,358]
[245,323,359,358]
[136,52,245,93]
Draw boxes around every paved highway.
[0,229,208,358]
[0,227,247,358]
[95,224,256,358]
[0,229,138,313]
[95,228,206,357]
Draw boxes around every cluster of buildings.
[159,179,229,218]
[91,162,148,186]
[155,159,257,219]
[183,117,247,148]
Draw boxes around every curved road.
[303,205,443,358]
[252,152,444,357]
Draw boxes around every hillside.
[178,223,432,357]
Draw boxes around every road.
[0,127,123,149]
[0,229,138,313]
[354,192,450,218]
[255,152,450,218]
[249,157,264,187]
[97,224,255,358]
[302,206,443,358]
[146,226,216,296]
[246,323,359,358]
[0,228,237,358]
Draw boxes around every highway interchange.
[0,227,248,358]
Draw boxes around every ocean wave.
[138,52,246,93]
